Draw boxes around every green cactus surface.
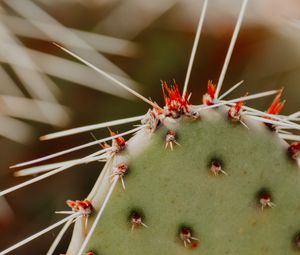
[73,112,300,255]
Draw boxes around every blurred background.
[0,0,300,254]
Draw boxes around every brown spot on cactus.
[209,159,227,176]
[191,241,199,249]
[294,233,300,249]
[257,189,275,210]
[129,210,148,231]
[288,142,300,160]
[165,130,179,150]
[179,226,199,248]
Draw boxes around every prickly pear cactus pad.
[74,114,300,255]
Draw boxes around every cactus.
[66,109,300,255]
[1,0,300,254]
[60,78,300,255]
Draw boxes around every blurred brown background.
[0,0,300,254]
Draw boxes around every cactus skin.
[67,110,300,255]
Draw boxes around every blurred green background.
[0,0,300,254]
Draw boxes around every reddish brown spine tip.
[228,101,244,121]
[203,80,216,106]
[66,199,93,215]
[161,81,190,117]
